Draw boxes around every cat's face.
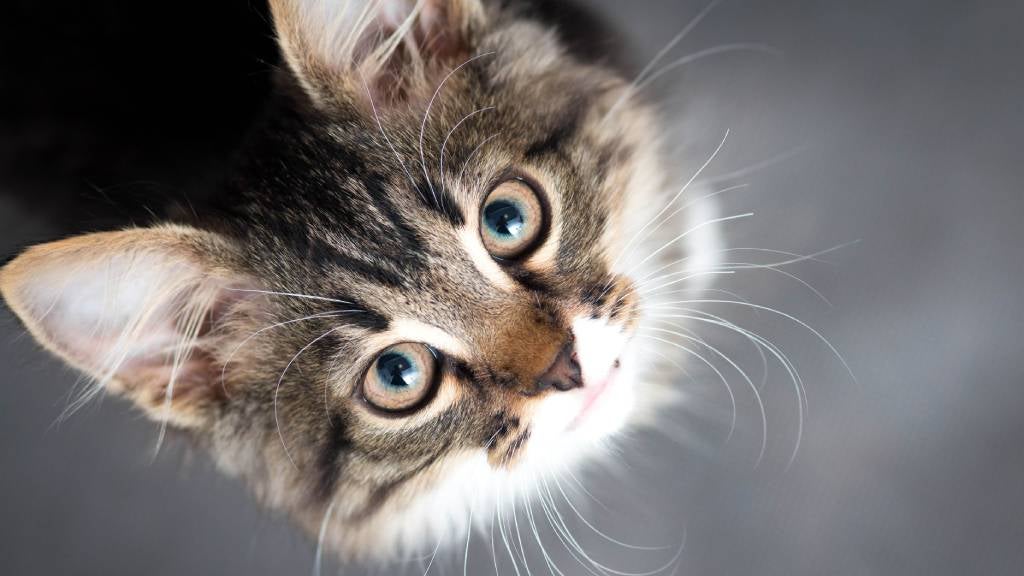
[0,0,705,561]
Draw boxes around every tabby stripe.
[314,412,352,503]
[524,99,586,159]
[414,177,466,227]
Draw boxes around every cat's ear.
[0,225,253,429]
[268,0,485,108]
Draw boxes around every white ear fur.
[268,0,483,107]
[0,225,247,427]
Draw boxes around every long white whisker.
[522,477,567,576]
[464,491,477,576]
[419,52,496,206]
[635,333,738,440]
[439,106,495,195]
[457,133,502,187]
[626,212,752,277]
[222,311,352,398]
[313,498,338,576]
[698,145,806,186]
[654,299,855,386]
[649,306,810,465]
[510,484,535,576]
[629,184,750,283]
[224,288,351,305]
[551,467,668,551]
[545,471,686,576]
[603,0,725,123]
[421,528,444,576]
[491,495,502,576]
[274,325,343,469]
[610,130,731,275]
[634,43,781,94]
[535,476,609,576]
[645,325,767,464]
[362,73,424,199]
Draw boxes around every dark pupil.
[484,200,525,239]
[376,352,417,389]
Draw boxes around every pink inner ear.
[19,252,194,375]
[270,0,477,108]
[1,229,253,419]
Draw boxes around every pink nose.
[535,342,583,393]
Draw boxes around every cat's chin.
[511,346,638,480]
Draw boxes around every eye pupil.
[363,343,438,413]
[485,200,525,238]
[479,180,545,259]
[377,352,419,389]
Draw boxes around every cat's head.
[0,0,711,560]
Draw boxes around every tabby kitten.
[0,0,719,562]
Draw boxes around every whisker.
[714,241,861,269]
[551,467,668,551]
[626,213,753,278]
[510,484,535,576]
[628,184,750,283]
[439,106,495,196]
[313,498,338,576]
[362,73,425,200]
[603,0,725,123]
[274,325,343,469]
[224,288,352,305]
[648,306,810,466]
[418,51,496,207]
[490,493,502,576]
[698,145,806,186]
[635,333,739,443]
[653,299,856,386]
[535,476,607,576]
[420,529,444,576]
[463,490,477,576]
[644,325,767,464]
[222,310,353,399]
[457,133,502,188]
[610,130,731,278]
[634,43,781,94]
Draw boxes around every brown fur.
[0,0,678,562]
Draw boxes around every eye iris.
[485,200,525,239]
[479,179,545,259]
[376,352,420,389]
[363,343,437,413]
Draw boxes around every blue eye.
[363,343,438,412]
[376,352,420,390]
[484,200,527,239]
[480,179,544,259]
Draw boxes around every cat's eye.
[362,343,439,413]
[480,179,546,260]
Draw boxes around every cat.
[0,0,721,563]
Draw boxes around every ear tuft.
[269,0,485,107]
[0,225,252,428]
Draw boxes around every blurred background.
[2,1,1022,574]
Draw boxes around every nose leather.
[535,341,583,393]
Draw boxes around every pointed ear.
[269,0,485,108]
[0,225,253,428]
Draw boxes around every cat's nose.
[535,341,583,393]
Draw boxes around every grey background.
[2,1,1022,574]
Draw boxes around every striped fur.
[0,0,715,562]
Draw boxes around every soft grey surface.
[2,1,1022,574]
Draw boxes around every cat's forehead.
[216,45,644,340]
